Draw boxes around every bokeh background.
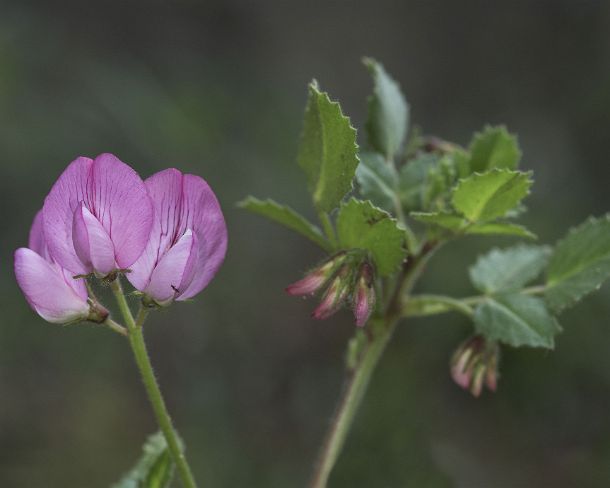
[1,1,610,486]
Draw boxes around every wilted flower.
[352,262,376,327]
[127,168,228,306]
[14,211,107,324]
[43,153,154,278]
[450,335,499,397]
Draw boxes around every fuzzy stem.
[110,279,198,488]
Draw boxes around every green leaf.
[546,215,610,311]
[399,153,438,211]
[297,81,359,212]
[451,169,532,222]
[410,211,465,231]
[112,432,177,488]
[364,57,409,159]
[355,152,395,212]
[474,294,561,349]
[469,244,551,294]
[465,222,536,239]
[468,125,522,173]
[237,197,330,250]
[336,198,407,276]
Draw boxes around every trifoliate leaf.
[297,81,359,212]
[451,169,532,222]
[469,244,551,294]
[355,152,395,212]
[112,432,177,488]
[474,293,561,349]
[468,125,522,173]
[238,197,330,250]
[364,58,409,159]
[465,222,536,239]
[336,198,407,276]
[546,214,610,312]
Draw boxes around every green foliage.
[364,57,409,159]
[336,198,407,276]
[237,197,330,250]
[355,152,396,211]
[451,169,532,222]
[465,222,535,238]
[474,294,561,349]
[469,244,550,294]
[546,215,610,311]
[297,81,359,212]
[112,432,177,488]
[466,125,522,173]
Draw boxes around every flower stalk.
[110,279,199,488]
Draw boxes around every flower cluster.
[14,154,227,324]
[450,335,499,397]
[286,251,376,327]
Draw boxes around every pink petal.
[72,203,116,276]
[43,157,93,274]
[88,154,153,269]
[28,210,51,260]
[14,248,90,323]
[178,174,227,300]
[145,230,198,303]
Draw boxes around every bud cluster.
[286,251,376,327]
[450,335,499,397]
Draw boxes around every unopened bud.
[450,335,499,397]
[353,262,376,327]
[285,252,346,296]
[312,266,351,320]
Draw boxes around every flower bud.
[450,335,499,397]
[352,262,376,327]
[285,252,346,296]
[312,265,351,320]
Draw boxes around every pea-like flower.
[127,168,228,306]
[43,153,154,277]
[14,211,105,324]
[450,335,499,397]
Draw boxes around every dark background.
[1,1,610,486]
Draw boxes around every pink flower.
[14,211,93,324]
[127,168,228,305]
[450,335,499,397]
[285,252,346,296]
[43,153,154,277]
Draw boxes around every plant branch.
[110,279,199,488]
[309,243,438,488]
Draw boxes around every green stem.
[318,211,337,248]
[110,280,198,488]
[104,318,129,337]
[309,244,437,488]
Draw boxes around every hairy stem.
[309,244,437,488]
[110,279,198,488]
[318,211,337,248]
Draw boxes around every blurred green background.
[1,1,610,486]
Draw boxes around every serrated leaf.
[364,58,409,159]
[474,293,561,349]
[468,125,522,173]
[465,222,536,239]
[112,432,177,488]
[410,211,465,230]
[336,198,407,276]
[546,215,610,311]
[238,197,330,250]
[470,244,551,294]
[452,169,532,222]
[297,81,359,212]
[355,152,395,212]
